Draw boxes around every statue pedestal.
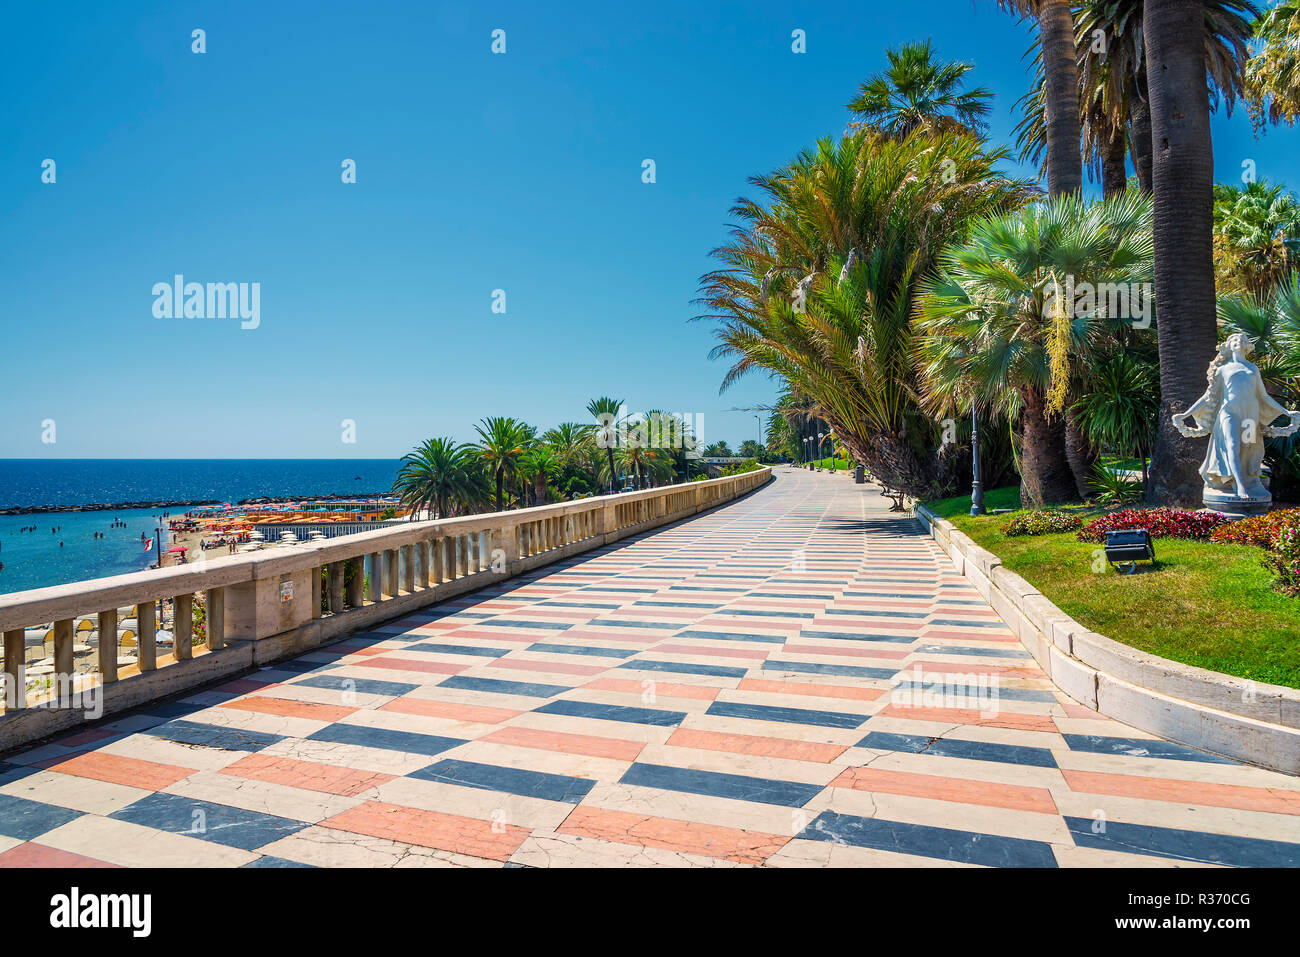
[1203,487,1271,518]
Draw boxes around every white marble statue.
[1171,333,1300,509]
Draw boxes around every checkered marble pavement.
[1,469,1297,868]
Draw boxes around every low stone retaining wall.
[914,504,1300,776]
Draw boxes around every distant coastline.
[0,491,394,517]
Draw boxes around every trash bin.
[854,465,864,484]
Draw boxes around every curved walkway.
[0,469,1296,867]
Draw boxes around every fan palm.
[392,438,486,519]
[474,416,532,511]
[914,190,1154,507]
[1213,181,1300,299]
[847,40,992,138]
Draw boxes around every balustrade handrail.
[0,466,770,745]
[0,470,764,628]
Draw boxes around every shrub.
[1264,523,1300,596]
[1005,509,1082,536]
[1209,507,1300,548]
[1077,507,1229,543]
[719,459,762,476]
[1089,463,1142,507]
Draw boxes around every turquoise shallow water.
[0,459,401,594]
[1,507,164,594]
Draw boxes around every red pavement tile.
[831,767,1059,815]
[0,843,120,868]
[874,703,1058,733]
[321,801,529,862]
[482,725,646,762]
[221,754,395,797]
[1062,769,1300,816]
[222,696,358,722]
[667,727,847,763]
[556,805,790,865]
[380,697,521,724]
[350,656,468,675]
[43,751,196,790]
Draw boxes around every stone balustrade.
[0,468,770,751]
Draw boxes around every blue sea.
[0,460,401,595]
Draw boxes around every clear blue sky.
[3,0,1294,458]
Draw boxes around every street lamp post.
[970,404,985,516]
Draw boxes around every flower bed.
[1210,507,1300,595]
[1267,524,1300,596]
[1077,507,1230,543]
[1209,507,1300,547]
[1005,509,1082,537]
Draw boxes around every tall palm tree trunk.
[1145,0,1218,506]
[1020,388,1081,506]
[495,469,505,512]
[605,447,616,493]
[1101,124,1128,197]
[1130,81,1154,195]
[1064,410,1097,499]
[1040,0,1083,196]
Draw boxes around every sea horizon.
[0,458,405,594]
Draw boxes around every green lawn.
[811,456,851,471]
[924,486,1300,689]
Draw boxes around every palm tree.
[914,191,1155,507]
[518,446,561,506]
[586,396,623,494]
[543,422,592,467]
[1213,181,1300,298]
[474,416,531,511]
[999,0,1083,196]
[392,438,486,519]
[1144,0,1229,505]
[698,129,1033,497]
[1073,0,1257,197]
[847,40,992,138]
[1245,1,1300,128]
